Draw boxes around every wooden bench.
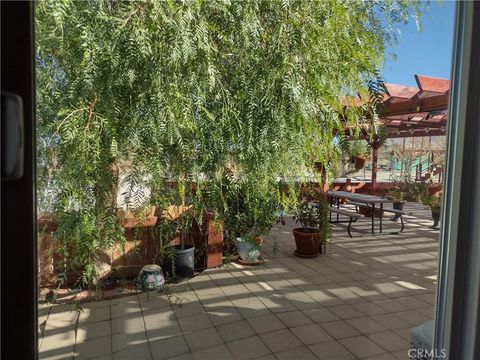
[329,207,364,237]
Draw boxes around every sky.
[381,1,456,87]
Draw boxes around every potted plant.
[350,141,369,170]
[161,209,196,282]
[386,188,407,221]
[223,178,281,263]
[233,196,278,263]
[421,194,442,229]
[236,236,263,262]
[405,181,428,203]
[292,195,331,258]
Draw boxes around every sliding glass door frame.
[434,2,480,358]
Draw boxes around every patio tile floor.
[39,203,438,360]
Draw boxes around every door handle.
[1,91,24,181]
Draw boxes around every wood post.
[371,147,378,195]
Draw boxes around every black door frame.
[1,2,37,359]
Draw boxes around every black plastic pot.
[175,245,195,280]
[164,245,195,282]
[391,202,405,222]
[431,206,441,229]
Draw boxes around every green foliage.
[421,192,441,209]
[222,176,288,255]
[293,193,331,243]
[294,201,322,229]
[404,181,428,202]
[36,0,424,284]
[386,187,406,204]
[349,141,369,159]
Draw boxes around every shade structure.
[380,75,449,138]
[366,75,449,193]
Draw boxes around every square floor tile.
[192,344,234,360]
[226,335,271,360]
[172,303,205,319]
[247,314,286,334]
[207,306,244,326]
[370,314,411,330]
[274,346,318,360]
[346,316,386,335]
[77,321,111,342]
[290,323,333,345]
[276,310,312,327]
[309,341,356,360]
[368,330,408,352]
[329,304,363,320]
[217,320,255,342]
[260,329,302,353]
[178,313,213,333]
[112,332,148,353]
[111,301,142,319]
[145,323,183,342]
[150,335,189,360]
[78,306,111,324]
[113,343,151,360]
[339,336,386,358]
[320,320,360,340]
[303,307,340,323]
[75,336,111,360]
[184,327,223,351]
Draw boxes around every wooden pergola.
[371,75,449,192]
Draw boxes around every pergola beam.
[380,94,448,117]
[384,129,446,138]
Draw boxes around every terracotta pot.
[354,157,366,170]
[293,228,322,258]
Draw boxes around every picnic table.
[327,191,393,234]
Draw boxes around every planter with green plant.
[386,188,407,221]
[223,178,282,263]
[421,194,442,229]
[161,209,196,282]
[350,141,369,170]
[293,195,331,258]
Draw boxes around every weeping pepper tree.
[36,0,424,285]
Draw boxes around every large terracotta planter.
[293,228,324,258]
